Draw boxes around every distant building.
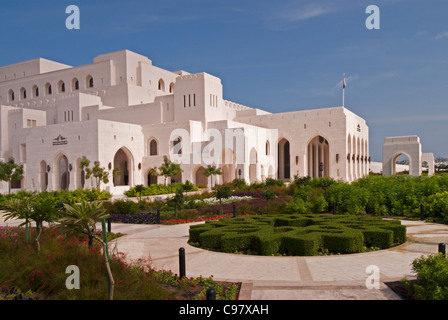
[0,50,369,194]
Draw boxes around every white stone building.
[0,50,369,195]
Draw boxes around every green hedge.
[124,182,198,197]
[189,214,406,256]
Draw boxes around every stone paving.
[2,215,448,300]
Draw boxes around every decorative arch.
[8,89,15,102]
[45,83,52,96]
[54,153,70,191]
[249,148,258,183]
[40,160,48,191]
[148,138,158,156]
[86,75,94,88]
[158,79,165,92]
[195,166,208,187]
[113,147,134,186]
[307,135,330,178]
[72,78,79,91]
[32,85,39,98]
[58,80,66,93]
[20,87,27,100]
[278,138,290,180]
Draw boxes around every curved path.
[2,215,448,300]
[106,219,448,300]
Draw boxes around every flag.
[343,73,346,89]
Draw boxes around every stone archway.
[113,147,133,186]
[55,154,69,191]
[383,136,422,177]
[307,135,330,178]
[195,166,208,187]
[278,138,290,180]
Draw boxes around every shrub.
[404,253,448,300]
[189,214,406,256]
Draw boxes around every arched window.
[32,85,39,98]
[8,90,15,102]
[172,137,182,155]
[149,139,158,156]
[87,76,94,88]
[20,87,27,100]
[169,82,174,93]
[45,83,52,95]
[266,140,270,156]
[158,79,165,92]
[58,81,65,93]
[72,78,79,91]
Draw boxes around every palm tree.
[3,196,34,242]
[204,165,222,188]
[54,200,115,300]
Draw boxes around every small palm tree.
[3,196,34,242]
[54,200,115,300]
[204,165,222,188]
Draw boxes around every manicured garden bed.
[189,214,407,256]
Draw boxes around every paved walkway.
[2,216,448,300]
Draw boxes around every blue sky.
[1,0,447,161]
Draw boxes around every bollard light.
[206,287,216,300]
[179,247,186,278]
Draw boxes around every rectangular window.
[27,119,32,127]
[32,120,36,127]
[64,111,67,122]
[189,94,191,107]
[71,110,74,121]
[184,95,186,108]
[194,94,196,106]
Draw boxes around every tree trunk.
[36,222,42,252]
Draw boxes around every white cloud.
[433,31,448,40]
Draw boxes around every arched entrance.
[55,154,70,190]
[195,166,208,187]
[113,148,133,186]
[147,168,158,186]
[249,148,258,183]
[40,160,48,191]
[307,135,329,178]
[278,138,290,180]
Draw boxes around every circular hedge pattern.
[189,214,407,256]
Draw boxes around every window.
[158,79,165,91]
[45,83,52,95]
[149,139,158,156]
[8,90,14,102]
[59,81,65,93]
[169,82,174,93]
[266,140,270,156]
[184,95,186,108]
[32,85,39,98]
[20,88,27,100]
[87,76,94,88]
[173,137,182,155]
[26,119,37,127]
[194,94,196,106]
[72,78,79,91]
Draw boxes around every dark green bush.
[404,253,448,300]
[189,214,406,256]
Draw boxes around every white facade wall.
[0,50,370,194]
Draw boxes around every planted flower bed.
[189,214,407,256]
